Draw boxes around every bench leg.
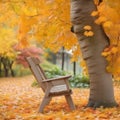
[38,96,52,113]
[65,94,76,110]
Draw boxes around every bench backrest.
[26,57,47,91]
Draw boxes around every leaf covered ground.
[0,76,120,120]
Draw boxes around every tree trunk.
[9,61,14,77]
[70,0,117,108]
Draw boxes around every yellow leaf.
[95,16,107,24]
[103,21,113,28]
[111,47,118,54]
[94,0,100,5]
[83,25,92,30]
[101,52,108,57]
[84,31,94,37]
[91,11,99,16]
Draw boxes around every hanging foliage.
[92,0,120,79]
[0,0,120,79]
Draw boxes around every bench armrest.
[42,75,72,82]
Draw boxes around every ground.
[0,75,120,120]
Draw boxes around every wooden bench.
[26,57,75,113]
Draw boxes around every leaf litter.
[0,75,120,120]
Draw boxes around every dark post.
[61,47,65,70]
[73,62,76,75]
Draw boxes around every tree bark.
[1,57,14,77]
[70,0,117,108]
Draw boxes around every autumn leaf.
[84,31,94,37]
[91,11,99,16]
[83,25,92,30]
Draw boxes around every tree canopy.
[0,0,120,79]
